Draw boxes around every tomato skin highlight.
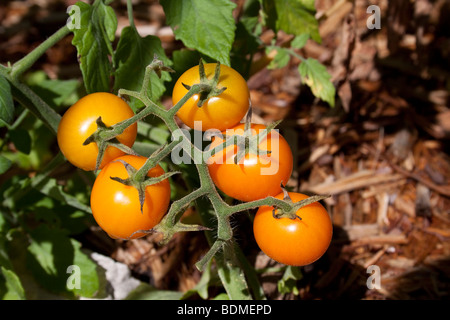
[207,123,293,202]
[57,92,137,171]
[253,192,333,266]
[172,63,250,132]
[90,155,171,240]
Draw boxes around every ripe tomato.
[90,155,171,240]
[253,192,333,266]
[57,92,137,171]
[172,63,250,131]
[206,123,293,202]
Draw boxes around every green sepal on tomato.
[90,155,171,240]
[172,62,250,132]
[206,123,293,202]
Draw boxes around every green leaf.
[137,119,171,144]
[125,283,184,300]
[0,75,14,125]
[277,266,303,295]
[36,178,92,214]
[71,0,118,93]
[0,266,25,300]
[232,16,263,76]
[267,47,290,70]
[70,240,103,298]
[161,0,237,66]
[215,241,253,300]
[9,128,32,155]
[298,58,335,107]
[171,49,203,85]
[26,71,80,110]
[0,156,12,175]
[263,0,321,43]
[27,225,100,297]
[195,197,253,300]
[0,214,13,270]
[291,33,310,49]
[213,293,230,300]
[182,260,219,300]
[113,26,172,106]
[27,229,60,277]
[1,117,58,171]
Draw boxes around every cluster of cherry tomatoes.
[56,63,332,267]
[57,92,171,240]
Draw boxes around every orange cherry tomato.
[57,92,137,171]
[253,192,333,266]
[172,63,250,131]
[206,123,293,202]
[90,155,171,239]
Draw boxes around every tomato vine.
[103,57,330,290]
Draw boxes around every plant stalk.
[10,26,71,80]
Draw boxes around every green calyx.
[147,55,175,79]
[236,120,281,165]
[153,216,211,246]
[108,139,182,214]
[125,218,209,243]
[109,156,179,214]
[272,190,330,220]
[233,107,281,165]
[182,59,227,107]
[82,116,138,172]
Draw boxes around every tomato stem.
[133,138,182,182]
[140,57,175,99]
[167,84,202,116]
[0,64,61,134]
[223,196,292,217]
[272,194,331,220]
[126,0,136,30]
[195,239,225,272]
[9,26,71,80]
